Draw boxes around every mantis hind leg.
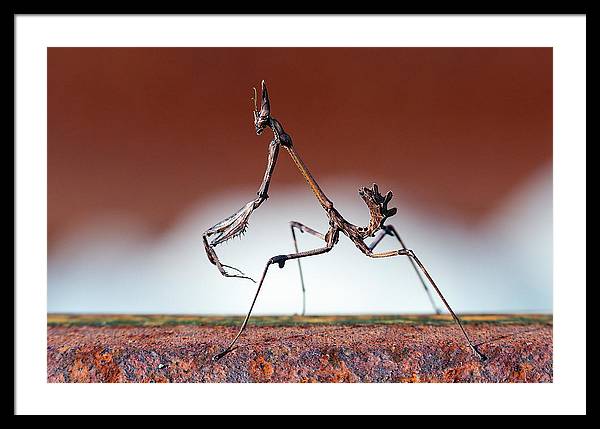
[358,239,487,361]
[289,221,327,316]
[368,225,441,314]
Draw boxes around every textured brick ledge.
[47,314,552,383]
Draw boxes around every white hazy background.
[48,163,552,315]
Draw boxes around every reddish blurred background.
[48,48,552,253]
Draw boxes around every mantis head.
[252,80,271,135]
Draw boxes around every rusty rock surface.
[47,316,552,383]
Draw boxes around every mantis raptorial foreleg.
[203,140,280,283]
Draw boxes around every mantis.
[203,81,487,362]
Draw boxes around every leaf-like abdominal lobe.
[359,183,398,234]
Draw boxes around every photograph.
[46,47,553,383]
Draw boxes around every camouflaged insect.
[202,81,487,362]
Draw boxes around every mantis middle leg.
[289,221,327,316]
[213,228,338,361]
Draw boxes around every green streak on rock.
[47,313,553,328]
